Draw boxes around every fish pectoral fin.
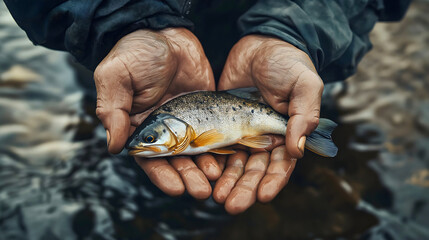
[238,135,272,149]
[208,148,236,155]
[191,129,224,147]
[172,124,194,155]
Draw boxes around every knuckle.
[271,172,288,180]
[307,115,320,130]
[179,165,199,175]
[95,107,111,120]
[224,170,242,180]
[313,76,324,90]
[236,182,254,192]
[245,169,265,178]
[299,70,323,87]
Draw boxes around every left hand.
[216,34,324,214]
[94,28,221,199]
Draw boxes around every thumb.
[285,71,324,158]
[94,59,133,154]
[98,109,131,154]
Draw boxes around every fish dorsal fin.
[172,124,195,155]
[208,148,236,155]
[238,135,272,149]
[191,129,224,147]
[225,87,263,102]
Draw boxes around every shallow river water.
[1,1,428,239]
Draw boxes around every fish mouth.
[127,145,163,155]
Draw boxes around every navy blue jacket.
[4,0,410,82]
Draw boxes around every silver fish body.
[126,90,337,158]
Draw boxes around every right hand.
[94,28,222,199]
[215,34,324,214]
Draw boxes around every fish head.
[126,114,187,157]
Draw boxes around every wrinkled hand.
[94,28,220,199]
[216,35,324,214]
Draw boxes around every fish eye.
[144,135,156,143]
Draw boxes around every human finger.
[215,155,227,172]
[94,58,133,154]
[286,70,324,158]
[213,151,248,204]
[135,157,185,196]
[257,146,297,202]
[170,156,212,199]
[195,154,222,181]
[224,152,269,215]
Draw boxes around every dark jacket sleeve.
[4,0,193,70]
[238,0,411,82]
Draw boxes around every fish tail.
[305,118,338,157]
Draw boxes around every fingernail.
[298,136,306,154]
[106,129,111,147]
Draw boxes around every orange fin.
[238,135,272,149]
[191,129,224,147]
[208,148,236,155]
[172,125,194,155]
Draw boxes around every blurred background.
[0,1,428,239]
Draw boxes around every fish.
[126,88,338,158]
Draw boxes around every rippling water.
[1,1,428,239]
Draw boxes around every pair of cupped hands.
[94,28,324,214]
